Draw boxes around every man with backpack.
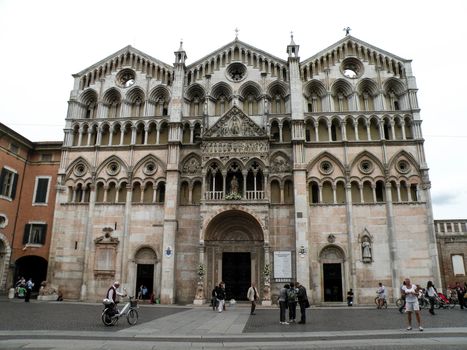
[287,282,298,322]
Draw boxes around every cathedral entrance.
[320,245,345,303]
[323,263,343,302]
[222,252,251,300]
[204,209,265,302]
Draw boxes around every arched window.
[284,179,294,204]
[143,182,154,203]
[96,182,105,202]
[270,121,280,142]
[400,181,409,202]
[331,119,342,141]
[318,119,328,141]
[107,182,117,203]
[351,181,361,203]
[159,122,168,144]
[117,182,127,203]
[322,181,333,204]
[362,181,373,203]
[305,120,315,142]
[156,182,165,203]
[132,182,142,203]
[182,124,191,144]
[271,180,281,203]
[410,184,418,202]
[192,181,202,204]
[375,181,385,202]
[336,181,346,203]
[282,120,292,142]
[309,181,319,204]
[180,181,190,205]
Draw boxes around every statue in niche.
[361,236,372,263]
[230,175,239,194]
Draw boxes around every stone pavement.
[0,300,467,349]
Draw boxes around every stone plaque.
[273,251,292,279]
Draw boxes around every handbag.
[304,299,310,308]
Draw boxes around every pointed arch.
[387,150,421,174]
[133,154,166,176]
[95,155,129,177]
[307,151,346,174]
[350,150,386,175]
[65,157,93,179]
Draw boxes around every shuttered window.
[0,167,18,199]
[23,224,47,245]
[34,177,50,204]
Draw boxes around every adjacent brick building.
[0,122,61,292]
[435,220,467,289]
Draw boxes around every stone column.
[385,181,399,300]
[80,183,96,300]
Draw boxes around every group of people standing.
[278,282,309,324]
[14,276,34,302]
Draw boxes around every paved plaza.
[0,298,466,349]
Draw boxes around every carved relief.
[204,106,266,138]
[182,157,201,175]
[201,140,269,163]
[270,155,291,173]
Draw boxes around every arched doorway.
[15,255,48,292]
[134,247,158,300]
[204,210,264,301]
[320,246,345,302]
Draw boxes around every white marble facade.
[47,35,441,304]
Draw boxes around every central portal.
[222,252,251,301]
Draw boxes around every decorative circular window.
[143,161,157,176]
[106,161,121,176]
[73,163,87,177]
[0,214,7,228]
[319,160,334,175]
[226,62,247,82]
[340,58,364,79]
[359,159,374,174]
[396,160,411,174]
[116,69,136,88]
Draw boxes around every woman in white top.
[426,280,437,315]
[401,278,423,331]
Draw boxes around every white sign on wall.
[273,251,292,279]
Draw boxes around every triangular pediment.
[187,39,287,70]
[73,45,172,77]
[203,106,267,138]
[302,35,410,66]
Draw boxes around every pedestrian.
[346,289,354,306]
[288,282,298,322]
[24,278,34,302]
[426,281,436,315]
[211,285,218,311]
[463,282,467,309]
[376,282,386,309]
[398,280,407,313]
[216,282,226,313]
[278,284,289,325]
[247,282,259,315]
[402,278,423,331]
[296,281,309,324]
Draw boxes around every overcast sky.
[0,0,465,220]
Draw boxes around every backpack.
[287,288,298,303]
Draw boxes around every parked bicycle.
[102,296,139,326]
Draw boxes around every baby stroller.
[436,292,455,309]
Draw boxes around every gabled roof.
[73,45,173,77]
[302,35,411,66]
[187,39,288,70]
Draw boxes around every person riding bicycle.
[105,281,126,316]
[376,282,386,309]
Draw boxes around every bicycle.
[374,296,387,309]
[102,296,139,326]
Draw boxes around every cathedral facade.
[48,35,441,304]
